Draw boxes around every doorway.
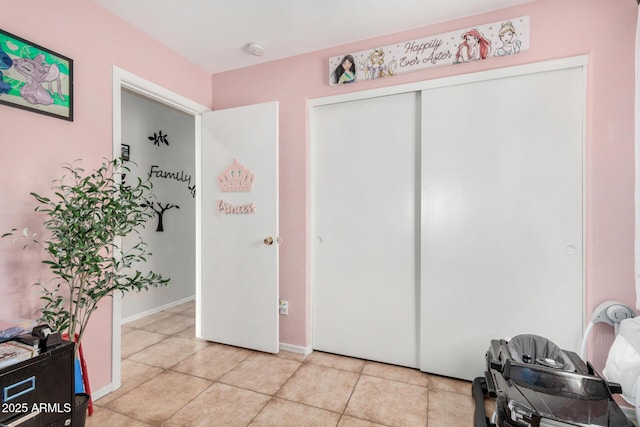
[120,89,196,322]
[110,67,208,394]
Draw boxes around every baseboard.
[121,295,196,325]
[90,383,113,401]
[280,342,313,355]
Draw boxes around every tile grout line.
[243,352,307,424]
[337,371,362,426]
[115,309,209,426]
[107,303,471,426]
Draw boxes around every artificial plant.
[3,158,169,355]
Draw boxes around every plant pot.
[74,393,90,427]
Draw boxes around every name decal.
[217,200,256,216]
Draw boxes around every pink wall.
[212,0,638,370]
[0,0,211,391]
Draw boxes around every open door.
[197,102,279,353]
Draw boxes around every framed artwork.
[121,144,130,161]
[0,28,73,121]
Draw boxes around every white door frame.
[309,55,587,357]
[109,66,209,395]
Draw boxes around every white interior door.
[197,102,279,353]
[420,67,584,380]
[312,92,419,368]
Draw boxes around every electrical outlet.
[279,300,288,315]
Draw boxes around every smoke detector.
[247,42,265,57]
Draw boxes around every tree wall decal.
[142,201,180,232]
[148,130,170,147]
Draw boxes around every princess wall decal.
[328,16,529,86]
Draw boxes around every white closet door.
[313,92,419,368]
[420,67,584,380]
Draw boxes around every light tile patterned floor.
[88,301,479,426]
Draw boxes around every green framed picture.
[0,28,73,121]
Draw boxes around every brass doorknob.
[264,237,274,246]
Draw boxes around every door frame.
[109,66,209,395]
[308,55,587,357]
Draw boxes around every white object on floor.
[581,300,636,359]
[603,316,640,424]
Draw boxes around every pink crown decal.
[218,159,255,192]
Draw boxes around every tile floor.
[88,300,483,426]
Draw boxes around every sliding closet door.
[420,67,584,380]
[313,92,419,368]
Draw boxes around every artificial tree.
[4,158,169,356]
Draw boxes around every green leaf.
[6,158,170,344]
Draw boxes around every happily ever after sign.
[329,16,529,86]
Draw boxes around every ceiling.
[91,0,535,74]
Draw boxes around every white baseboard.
[280,342,313,355]
[90,383,114,401]
[121,295,196,325]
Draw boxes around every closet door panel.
[312,92,420,367]
[420,67,584,380]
